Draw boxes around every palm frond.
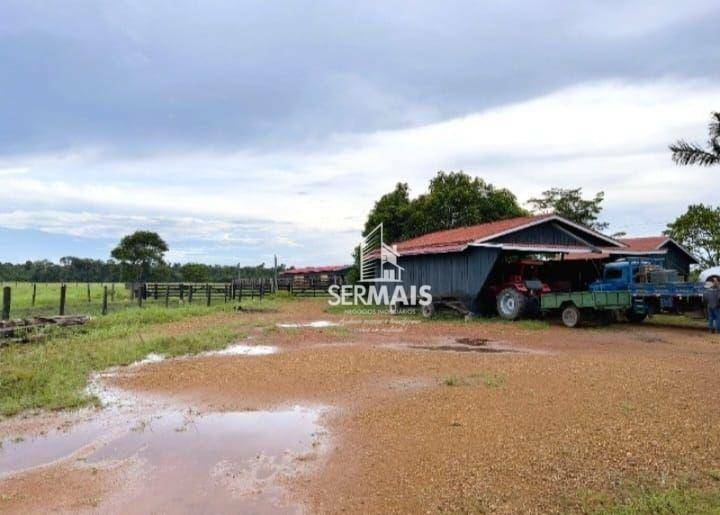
[670,140,720,166]
[710,112,720,139]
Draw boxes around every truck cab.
[590,261,631,291]
[589,258,668,292]
[589,258,704,319]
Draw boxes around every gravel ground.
[2,299,720,513]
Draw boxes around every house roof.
[281,264,353,275]
[618,236,669,251]
[562,236,698,263]
[394,214,624,256]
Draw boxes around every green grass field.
[0,294,281,417]
[0,282,131,318]
[0,281,246,318]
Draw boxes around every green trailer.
[540,291,632,328]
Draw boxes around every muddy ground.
[2,299,720,513]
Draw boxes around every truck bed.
[541,291,632,310]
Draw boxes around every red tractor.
[485,260,551,320]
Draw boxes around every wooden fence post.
[111,283,115,302]
[87,282,91,302]
[137,284,144,307]
[165,285,170,307]
[154,283,159,300]
[260,280,264,300]
[206,283,211,306]
[102,285,108,315]
[251,279,255,300]
[238,280,243,302]
[224,284,228,303]
[188,285,193,304]
[2,286,10,321]
[179,283,184,301]
[59,284,66,316]
[31,283,37,307]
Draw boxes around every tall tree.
[665,204,720,268]
[418,171,525,236]
[364,182,412,241]
[364,171,525,243]
[111,231,169,281]
[527,187,608,231]
[670,112,720,167]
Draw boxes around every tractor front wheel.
[496,288,526,321]
[421,303,436,318]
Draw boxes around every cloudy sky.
[1,1,719,266]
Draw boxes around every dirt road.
[2,299,720,513]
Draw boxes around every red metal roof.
[562,237,669,261]
[394,215,555,255]
[563,236,698,263]
[281,265,352,275]
[618,236,668,251]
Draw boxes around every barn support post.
[59,284,66,316]
[2,286,10,321]
[102,286,108,315]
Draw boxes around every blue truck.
[541,258,706,327]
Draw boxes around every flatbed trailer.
[540,291,632,327]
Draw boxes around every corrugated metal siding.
[397,247,500,307]
[663,247,691,277]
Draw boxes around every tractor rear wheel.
[561,305,581,328]
[496,288,526,321]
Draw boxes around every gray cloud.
[1,0,719,155]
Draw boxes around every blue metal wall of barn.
[490,222,611,247]
[397,246,500,308]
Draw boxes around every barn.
[390,214,697,313]
[279,264,353,285]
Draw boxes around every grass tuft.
[586,485,720,514]
[443,376,463,387]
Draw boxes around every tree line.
[0,258,280,283]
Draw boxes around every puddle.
[411,345,517,354]
[276,321,339,328]
[89,407,322,513]
[135,352,166,365]
[455,337,491,346]
[204,344,278,356]
[0,373,326,514]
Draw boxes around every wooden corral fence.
[276,277,336,297]
[136,278,275,306]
